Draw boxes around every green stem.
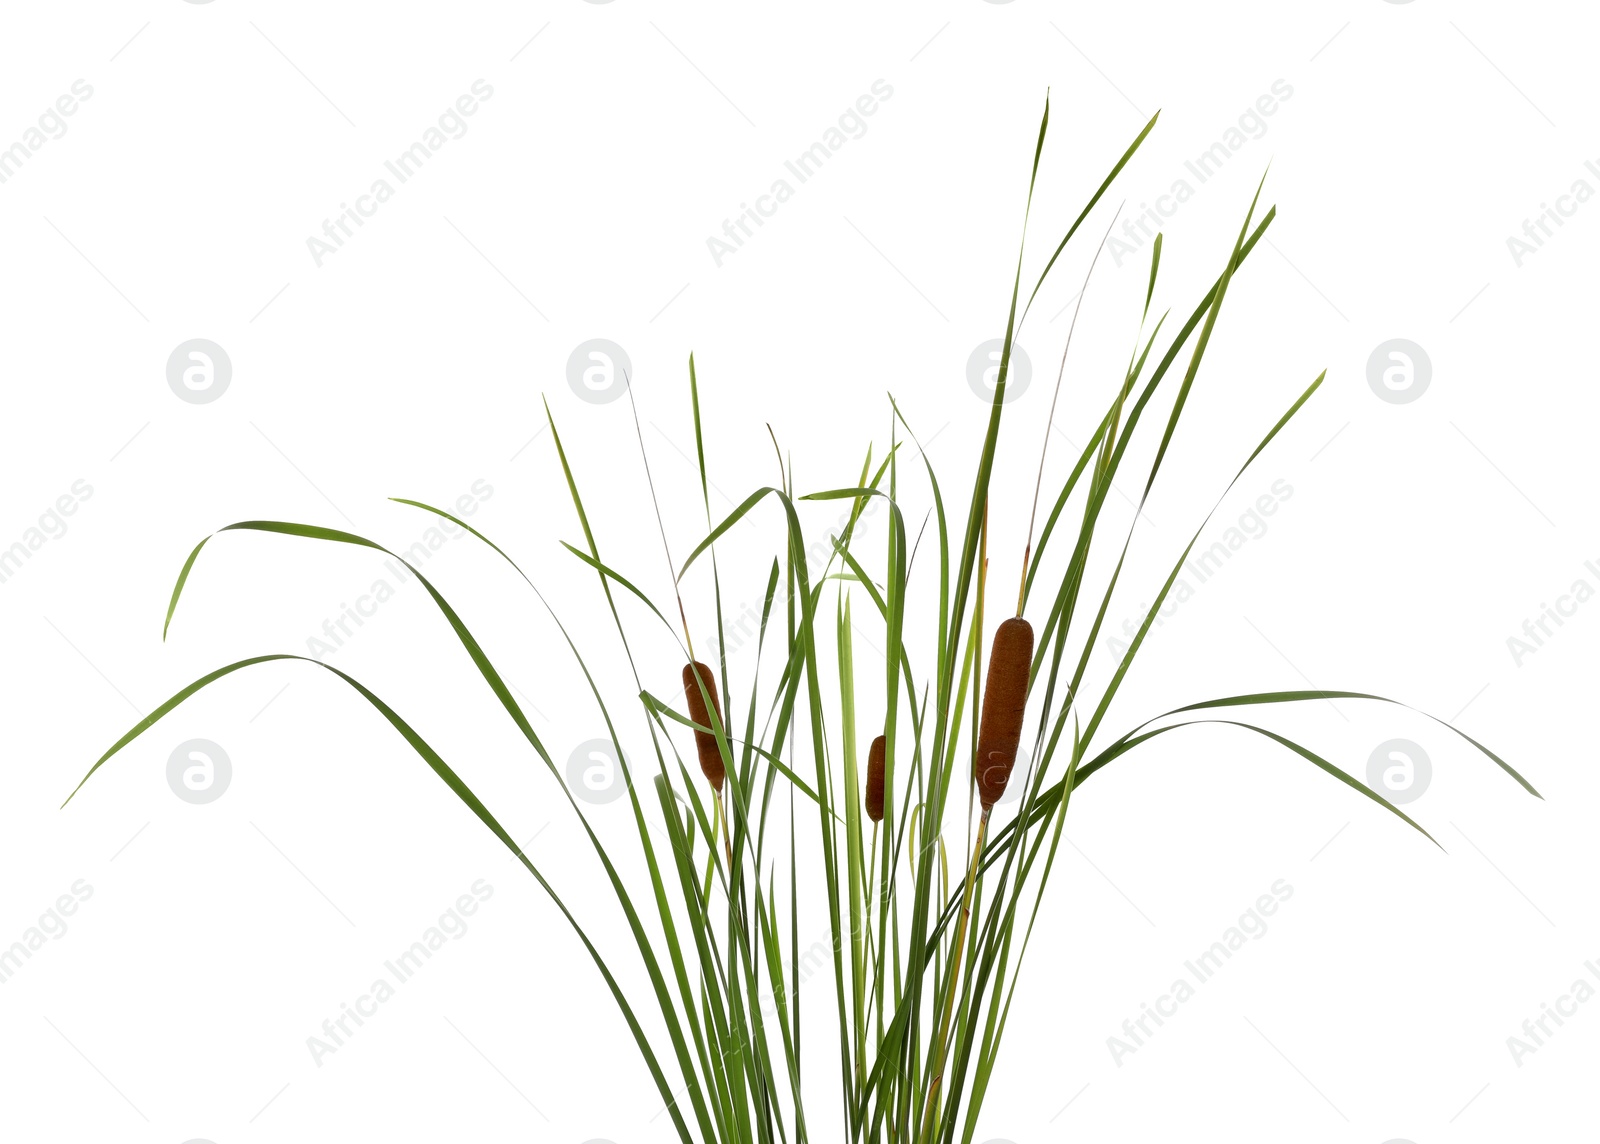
[919,804,990,1142]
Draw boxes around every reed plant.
[65,98,1538,1143]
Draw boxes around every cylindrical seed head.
[866,734,886,823]
[974,617,1033,808]
[682,661,725,792]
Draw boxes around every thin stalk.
[716,788,734,871]
[919,804,990,1142]
[625,374,698,659]
[1015,206,1121,618]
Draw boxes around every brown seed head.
[865,734,886,823]
[974,617,1033,808]
[682,661,725,792]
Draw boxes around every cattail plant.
[682,660,725,792]
[64,95,1542,1144]
[972,617,1034,809]
[866,733,886,824]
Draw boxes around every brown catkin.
[865,734,886,823]
[974,616,1034,808]
[682,661,725,792]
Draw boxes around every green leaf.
[64,654,701,1144]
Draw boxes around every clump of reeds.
[63,93,1543,1144]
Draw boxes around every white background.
[1,1,1594,1141]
